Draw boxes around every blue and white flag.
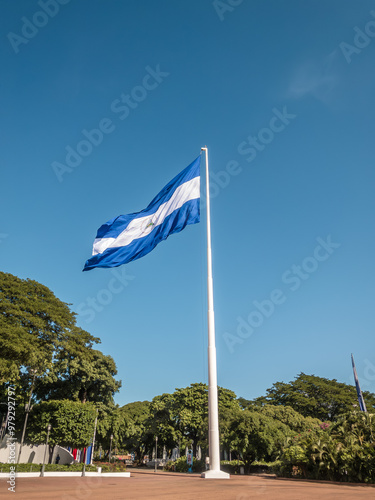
[83,156,201,271]
[351,354,367,412]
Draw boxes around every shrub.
[94,461,127,472]
[163,456,205,473]
[275,412,375,483]
[249,460,281,474]
[220,460,244,474]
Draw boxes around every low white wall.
[0,472,131,478]
[0,436,74,465]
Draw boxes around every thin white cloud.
[287,51,339,102]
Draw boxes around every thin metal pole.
[109,434,113,463]
[90,408,98,465]
[154,436,158,473]
[17,370,36,464]
[200,147,228,478]
[40,424,51,477]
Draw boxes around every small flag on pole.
[83,156,200,271]
[351,353,367,412]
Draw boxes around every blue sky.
[1,0,375,406]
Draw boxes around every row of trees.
[1,271,375,482]
[117,377,375,471]
[5,377,375,482]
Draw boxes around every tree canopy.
[0,271,121,443]
[0,271,83,383]
[27,400,97,449]
[256,372,375,421]
[0,271,120,400]
[251,404,321,433]
[224,407,293,465]
[131,383,241,459]
[120,401,151,462]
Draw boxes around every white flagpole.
[201,147,230,479]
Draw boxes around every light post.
[154,435,158,473]
[17,369,37,464]
[109,434,113,463]
[40,423,51,477]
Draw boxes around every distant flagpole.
[200,147,229,479]
[351,354,367,412]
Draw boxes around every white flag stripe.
[93,176,200,256]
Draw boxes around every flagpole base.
[201,470,230,479]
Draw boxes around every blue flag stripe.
[83,198,199,270]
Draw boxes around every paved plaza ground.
[2,470,375,499]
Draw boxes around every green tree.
[94,404,135,459]
[120,401,151,463]
[0,272,121,428]
[252,404,321,433]
[144,392,181,458]
[38,348,121,405]
[256,373,375,421]
[237,397,262,410]
[0,272,83,383]
[27,400,96,461]
[145,383,240,458]
[225,407,292,469]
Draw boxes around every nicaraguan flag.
[83,156,200,271]
[351,354,367,412]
